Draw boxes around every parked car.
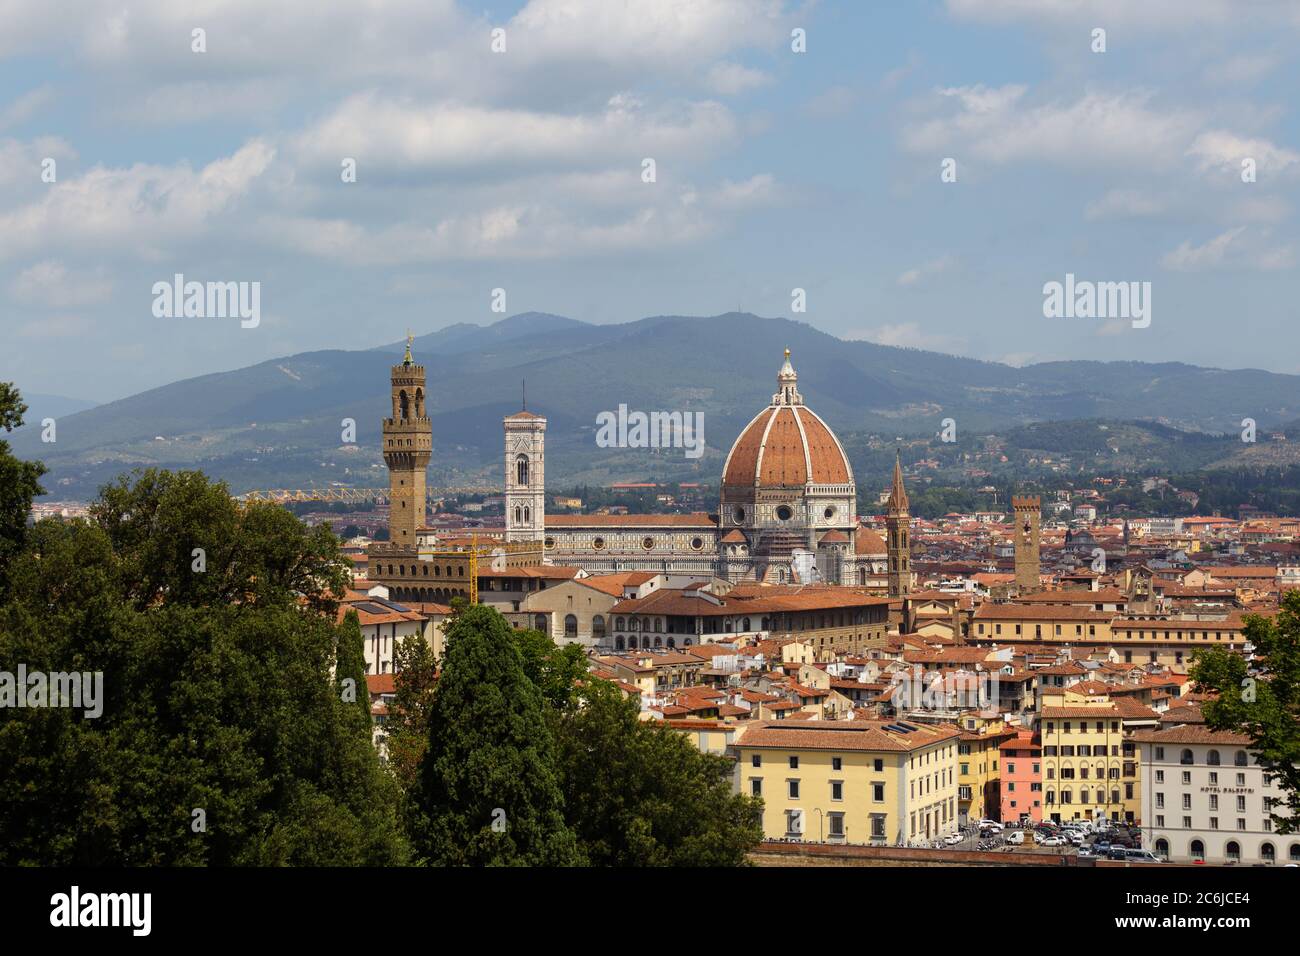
[944,833,964,846]
[1006,830,1026,845]
[977,819,1003,831]
[1125,849,1162,864]
[1037,835,1065,847]
[1108,846,1130,860]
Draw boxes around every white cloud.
[291,93,738,176]
[9,260,114,307]
[705,62,771,95]
[0,140,275,259]
[1187,130,1300,177]
[0,87,55,130]
[1160,226,1294,272]
[903,87,1201,168]
[945,0,1298,29]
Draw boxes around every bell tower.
[886,451,912,599]
[1013,495,1042,593]
[383,334,432,548]
[504,394,546,543]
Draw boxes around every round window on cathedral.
[544,536,555,550]
[690,536,704,551]
[824,506,836,520]
[733,506,745,523]
[593,536,605,550]
[642,536,655,550]
[775,505,793,521]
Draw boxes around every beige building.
[736,719,960,845]
[1135,715,1293,865]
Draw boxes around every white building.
[1134,716,1295,865]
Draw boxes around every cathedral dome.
[721,351,853,491]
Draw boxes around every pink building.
[1000,732,1042,825]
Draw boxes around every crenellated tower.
[383,335,432,548]
[1013,494,1042,593]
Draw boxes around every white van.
[1006,830,1025,845]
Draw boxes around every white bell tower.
[504,404,546,543]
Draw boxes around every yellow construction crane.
[416,532,481,605]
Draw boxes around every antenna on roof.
[522,379,526,411]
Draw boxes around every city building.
[737,719,961,844]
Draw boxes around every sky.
[1,0,1299,403]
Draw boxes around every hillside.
[12,312,1300,500]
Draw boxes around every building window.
[832,757,842,771]
[789,756,799,769]
[873,783,885,802]
[828,812,845,839]
[752,754,762,767]
[788,780,800,799]
[564,614,577,638]
[751,779,762,797]
[592,615,606,641]
[515,454,529,486]
[831,781,843,801]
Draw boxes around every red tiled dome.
[721,353,852,490]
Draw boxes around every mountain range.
[11,311,1300,500]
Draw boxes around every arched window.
[1234,750,1248,767]
[523,506,530,523]
[533,614,546,631]
[564,614,577,638]
[399,390,409,419]
[592,615,606,640]
[1180,749,1194,765]
[1290,843,1300,862]
[1225,841,1240,863]
[743,617,751,631]
[514,506,521,524]
[1190,839,1205,862]
[414,387,423,416]
[1261,843,1275,864]
[1207,749,1220,765]
[1154,838,1169,860]
[615,636,624,650]
[615,617,625,630]
[516,454,529,486]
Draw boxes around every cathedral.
[508,350,902,587]
[368,344,911,597]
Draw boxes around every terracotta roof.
[722,402,852,490]
[854,526,886,555]
[504,410,544,420]
[1130,724,1253,746]
[721,528,747,543]
[739,719,959,752]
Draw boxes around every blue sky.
[2,0,1298,403]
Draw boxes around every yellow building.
[736,719,960,845]
[1040,703,1143,824]
[956,721,1017,825]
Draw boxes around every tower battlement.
[1011,495,1041,510]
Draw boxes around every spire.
[887,450,909,513]
[403,329,414,365]
[773,348,803,405]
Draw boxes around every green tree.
[336,609,372,727]
[553,679,763,866]
[386,631,439,790]
[513,627,588,713]
[0,469,407,865]
[411,604,581,866]
[1190,591,1300,833]
[0,383,47,591]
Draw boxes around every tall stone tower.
[886,451,911,599]
[504,404,546,543]
[1013,495,1042,593]
[383,335,431,549]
